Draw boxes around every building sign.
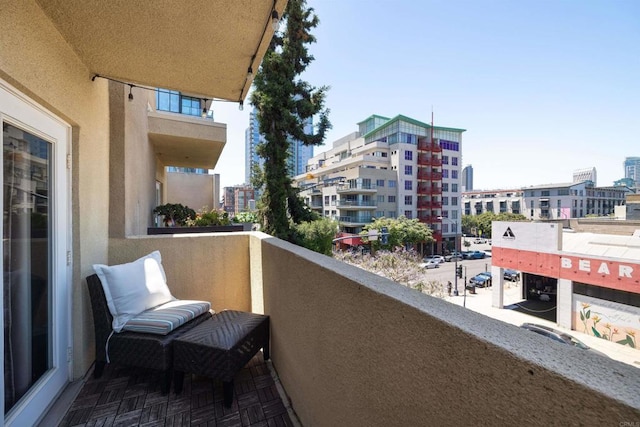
[492,221,561,252]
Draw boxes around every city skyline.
[212,0,639,192]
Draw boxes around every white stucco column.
[492,266,504,308]
[557,278,573,329]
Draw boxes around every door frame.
[0,78,72,426]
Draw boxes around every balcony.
[338,214,373,225]
[337,200,377,208]
[54,233,640,425]
[417,200,443,209]
[417,139,442,152]
[417,185,443,195]
[417,156,442,167]
[148,111,227,169]
[337,184,377,194]
[417,171,443,181]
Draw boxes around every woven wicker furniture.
[173,310,270,407]
[86,274,212,394]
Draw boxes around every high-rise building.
[295,114,465,253]
[245,108,314,184]
[624,157,640,188]
[462,165,473,192]
[573,167,596,185]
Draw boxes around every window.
[451,170,458,179]
[442,197,449,205]
[376,211,385,218]
[452,183,458,192]
[452,197,458,206]
[404,210,413,219]
[376,179,385,187]
[388,211,397,218]
[404,165,412,175]
[388,195,396,203]
[451,210,458,220]
[451,157,458,166]
[389,180,397,188]
[331,195,337,206]
[541,190,550,197]
[442,183,449,192]
[156,89,205,117]
[404,151,413,161]
[324,196,329,205]
[442,155,449,165]
[377,195,385,203]
[404,195,413,205]
[404,180,412,190]
[442,169,449,178]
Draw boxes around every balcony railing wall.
[99,233,640,426]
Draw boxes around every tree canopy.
[462,212,528,238]
[361,216,434,250]
[250,0,331,242]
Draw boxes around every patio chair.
[86,251,212,394]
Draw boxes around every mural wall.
[574,295,639,350]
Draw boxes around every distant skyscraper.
[462,165,473,192]
[624,157,640,187]
[245,107,314,182]
[573,167,597,185]
[245,109,265,185]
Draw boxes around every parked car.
[469,274,491,288]
[504,269,520,282]
[444,252,463,262]
[461,251,474,259]
[423,255,445,264]
[519,323,607,357]
[473,238,486,244]
[477,271,492,285]
[421,259,440,269]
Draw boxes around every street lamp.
[437,216,460,296]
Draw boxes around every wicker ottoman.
[173,310,270,407]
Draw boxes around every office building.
[462,165,473,192]
[624,157,640,188]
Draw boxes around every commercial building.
[222,184,256,215]
[295,114,466,252]
[624,156,640,188]
[491,220,640,352]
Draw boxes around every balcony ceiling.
[36,0,287,101]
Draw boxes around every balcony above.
[37,0,287,100]
[417,156,442,166]
[417,140,442,152]
[337,200,377,209]
[337,184,377,194]
[148,111,226,169]
[417,171,443,181]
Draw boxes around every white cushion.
[93,251,175,332]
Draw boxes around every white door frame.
[0,79,72,426]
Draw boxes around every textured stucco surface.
[259,235,640,426]
[1,1,111,379]
[166,172,219,213]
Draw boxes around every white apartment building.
[295,114,466,253]
[463,181,630,220]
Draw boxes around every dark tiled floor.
[60,352,295,426]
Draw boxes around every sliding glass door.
[1,80,70,426]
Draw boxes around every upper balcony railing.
[417,200,443,209]
[417,156,442,167]
[336,200,377,208]
[337,184,377,194]
[417,171,443,181]
[417,139,442,152]
[417,185,442,194]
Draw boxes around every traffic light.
[456,265,463,278]
[381,226,388,245]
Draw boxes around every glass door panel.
[3,122,51,414]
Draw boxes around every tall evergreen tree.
[250,0,331,241]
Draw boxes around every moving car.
[504,269,520,282]
[469,274,491,288]
[468,250,486,259]
[421,259,441,269]
[519,323,607,357]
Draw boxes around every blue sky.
[213,0,640,191]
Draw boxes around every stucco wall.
[167,172,217,212]
[107,234,252,314]
[1,1,111,379]
[259,235,640,426]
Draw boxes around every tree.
[294,217,337,255]
[462,212,528,238]
[361,216,434,250]
[250,0,331,242]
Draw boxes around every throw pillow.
[93,251,175,332]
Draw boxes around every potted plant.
[152,203,196,227]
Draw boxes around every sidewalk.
[445,283,640,369]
